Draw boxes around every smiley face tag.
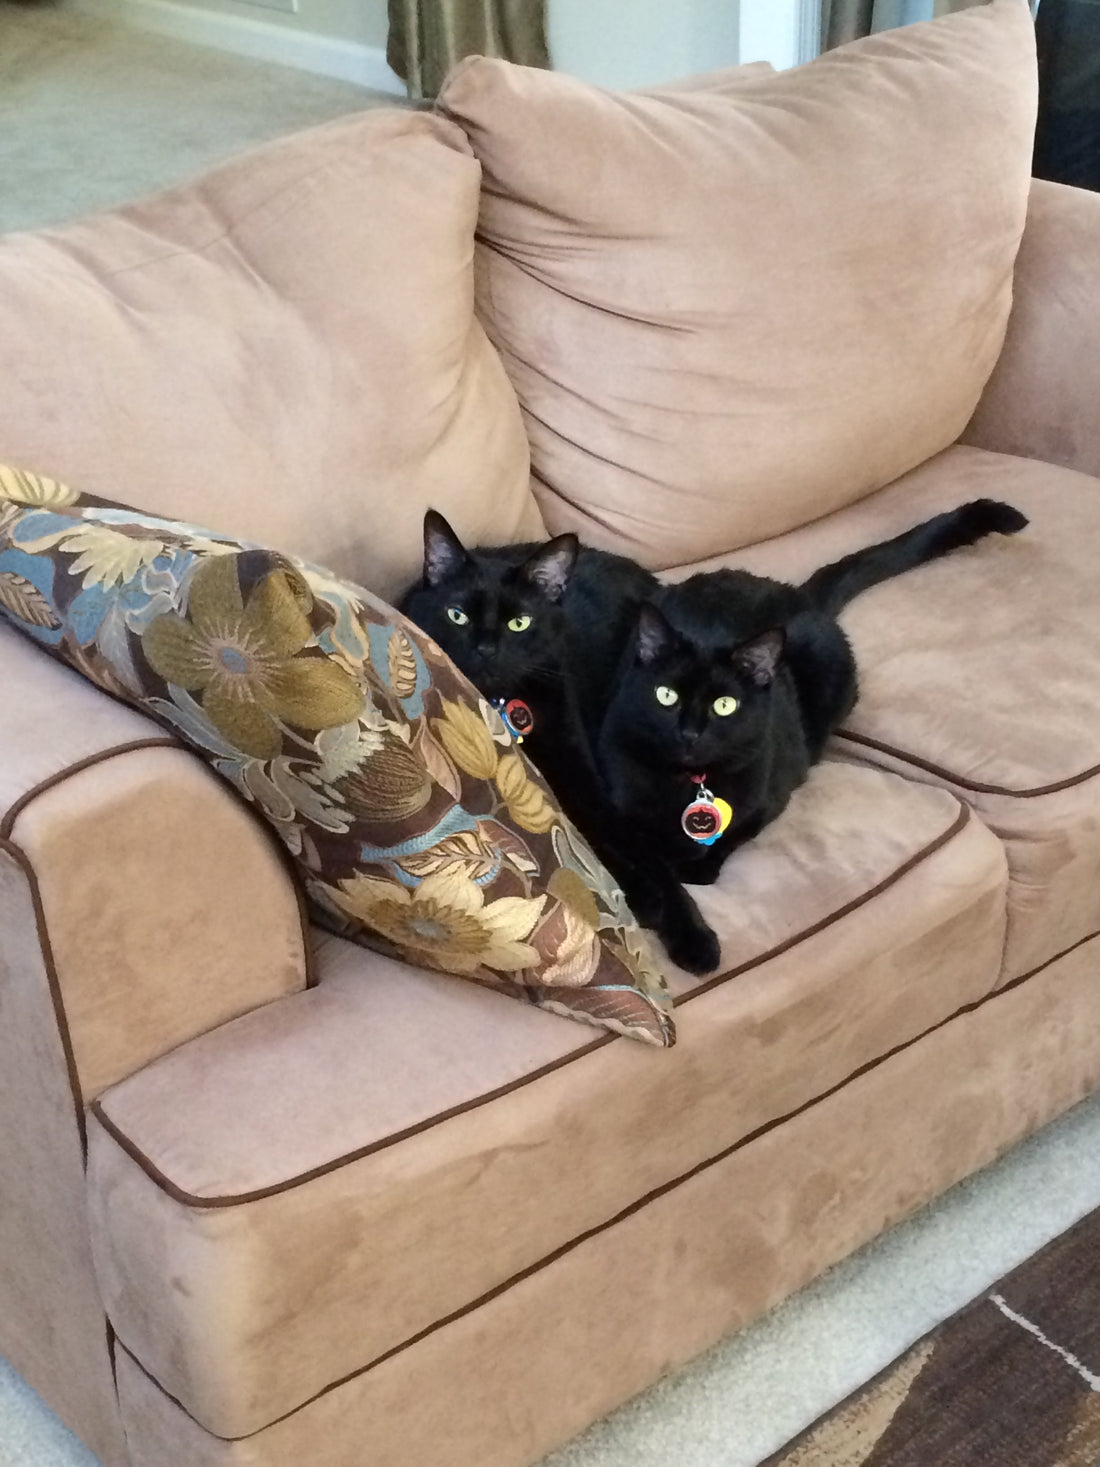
[492,697,535,744]
[681,781,733,846]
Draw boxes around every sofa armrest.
[0,623,311,1103]
[963,179,1100,475]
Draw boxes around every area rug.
[765,1203,1100,1466]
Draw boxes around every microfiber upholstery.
[439,0,1037,565]
[0,108,543,604]
[86,758,1006,1439]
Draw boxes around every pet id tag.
[492,696,535,744]
[682,776,733,847]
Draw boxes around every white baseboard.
[72,0,407,94]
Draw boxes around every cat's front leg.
[655,878,722,976]
[600,850,721,976]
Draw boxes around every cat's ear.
[423,510,471,588]
[636,603,676,666]
[520,534,579,603]
[732,628,785,687]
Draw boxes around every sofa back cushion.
[0,110,543,604]
[439,0,1038,566]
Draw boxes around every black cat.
[400,499,1027,974]
[400,515,713,966]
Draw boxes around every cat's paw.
[663,919,722,976]
[959,499,1029,539]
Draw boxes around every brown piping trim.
[294,884,319,990]
[115,1343,196,1431]
[89,803,971,1208]
[0,738,180,839]
[1,736,316,991]
[0,837,87,1157]
[90,1032,614,1207]
[110,921,1100,1444]
[678,804,970,1004]
[836,728,1100,800]
[106,1320,121,1408]
[998,922,1100,989]
[2,802,122,1395]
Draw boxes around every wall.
[548,0,741,90]
[81,0,821,94]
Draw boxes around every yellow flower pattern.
[143,554,364,760]
[431,697,500,780]
[496,753,557,834]
[331,867,545,976]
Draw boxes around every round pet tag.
[493,697,535,744]
[681,786,734,847]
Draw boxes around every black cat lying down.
[400,499,1027,975]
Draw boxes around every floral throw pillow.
[0,466,674,1045]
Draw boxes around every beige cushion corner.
[0,108,543,604]
[9,740,311,1099]
[441,0,1037,565]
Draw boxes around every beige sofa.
[3,10,1100,1467]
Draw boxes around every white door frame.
[739,0,822,69]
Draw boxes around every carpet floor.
[0,0,393,234]
[766,1202,1100,1466]
[4,7,1100,1466]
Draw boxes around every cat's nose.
[475,635,497,659]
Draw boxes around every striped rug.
[766,1204,1100,1466]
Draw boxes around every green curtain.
[821,0,985,50]
[388,0,550,100]
[821,0,875,47]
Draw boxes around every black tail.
[800,499,1028,617]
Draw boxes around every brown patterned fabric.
[0,467,673,1045]
[767,1204,1100,1466]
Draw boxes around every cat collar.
[682,774,733,846]
[491,696,535,744]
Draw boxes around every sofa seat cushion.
[86,760,1006,1439]
[700,444,1100,980]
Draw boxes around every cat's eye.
[712,695,740,717]
[507,614,533,633]
[446,607,469,626]
[655,685,679,707]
